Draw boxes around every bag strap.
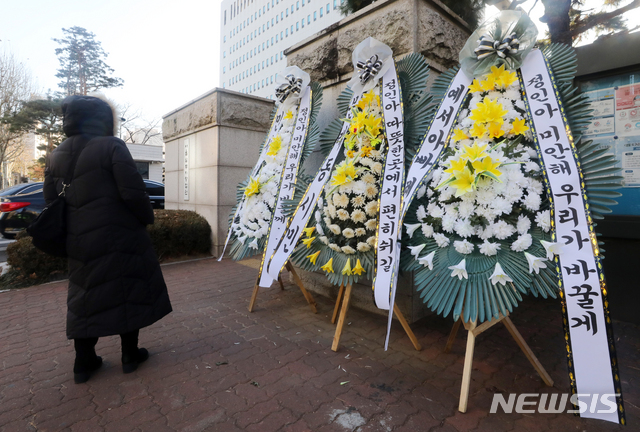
[60,139,89,196]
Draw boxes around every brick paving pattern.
[0,257,638,431]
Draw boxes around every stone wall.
[162,89,274,256]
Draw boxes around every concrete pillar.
[162,89,274,256]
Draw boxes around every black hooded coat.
[43,95,172,339]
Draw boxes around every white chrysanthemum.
[525,162,540,172]
[351,181,367,196]
[417,185,427,199]
[528,179,543,195]
[365,183,379,198]
[361,173,376,184]
[535,210,551,232]
[421,223,434,238]
[342,245,356,254]
[491,220,516,240]
[441,214,456,233]
[360,157,373,167]
[319,236,329,245]
[337,209,350,220]
[490,197,512,216]
[357,242,371,252]
[454,219,474,238]
[366,236,377,247]
[523,192,541,211]
[458,200,475,219]
[323,216,332,227]
[365,219,377,231]
[342,228,355,238]
[517,214,531,235]
[416,205,427,221]
[329,224,341,235]
[355,228,367,237]
[454,239,474,254]
[479,240,500,256]
[365,201,378,216]
[433,233,450,248]
[327,203,337,218]
[352,195,366,208]
[515,99,526,110]
[511,233,533,252]
[351,209,367,223]
[316,223,325,236]
[333,193,349,208]
[428,203,444,219]
[329,243,342,252]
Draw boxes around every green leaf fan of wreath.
[288,53,433,287]
[227,82,323,261]
[401,44,622,324]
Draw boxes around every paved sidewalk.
[0,257,638,431]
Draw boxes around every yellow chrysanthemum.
[452,128,469,142]
[480,76,496,91]
[462,142,489,161]
[244,176,261,197]
[488,122,505,139]
[284,110,294,120]
[510,117,530,135]
[361,146,373,157]
[321,258,334,273]
[347,150,355,158]
[472,156,503,179]
[357,91,380,110]
[469,97,508,125]
[468,79,484,93]
[469,122,487,138]
[450,167,476,197]
[488,65,517,88]
[342,259,352,275]
[444,157,468,174]
[307,250,321,265]
[352,259,365,276]
[267,135,283,156]
[303,227,315,237]
[302,237,316,248]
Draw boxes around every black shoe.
[122,348,149,374]
[74,356,103,384]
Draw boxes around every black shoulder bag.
[27,144,86,257]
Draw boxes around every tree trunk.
[540,0,572,46]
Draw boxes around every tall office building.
[220,0,345,99]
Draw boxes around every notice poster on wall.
[581,72,640,215]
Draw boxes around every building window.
[291,5,294,13]
[326,3,330,12]
[286,8,288,16]
[314,11,316,20]
[276,15,278,23]
[308,15,310,23]
[281,52,283,60]
[291,25,294,33]
[223,66,226,73]
[297,22,300,30]
[286,28,288,36]
[223,35,226,42]
[281,12,284,19]
[223,51,226,58]
[301,19,304,27]
[136,162,149,179]
[320,7,323,17]
[297,1,300,9]
[302,0,305,5]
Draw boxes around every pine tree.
[10,95,64,164]
[53,26,124,96]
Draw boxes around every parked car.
[0,182,46,239]
[0,180,165,239]
[144,179,165,209]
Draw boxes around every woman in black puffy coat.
[43,95,172,384]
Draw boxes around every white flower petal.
[540,240,565,261]
[418,251,436,270]
[524,252,547,274]
[448,259,468,280]
[405,223,422,239]
[489,262,513,286]
[408,244,427,257]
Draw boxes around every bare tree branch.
[571,0,640,37]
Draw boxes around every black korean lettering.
[562,229,590,250]
[571,311,598,336]
[427,130,445,149]
[567,284,599,310]
[550,160,572,175]
[557,184,579,205]
[381,221,395,234]
[534,103,559,119]
[563,259,597,282]
[539,125,560,141]
[385,99,400,111]
[447,84,465,104]
[558,207,579,227]
[437,106,455,127]
[386,117,402,129]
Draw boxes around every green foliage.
[147,210,212,260]
[53,26,124,96]
[10,94,64,164]
[0,210,212,289]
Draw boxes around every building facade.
[220,0,345,99]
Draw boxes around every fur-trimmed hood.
[62,94,119,138]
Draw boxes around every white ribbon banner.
[266,92,361,279]
[258,86,313,287]
[219,104,289,261]
[521,49,622,424]
[373,66,405,311]
[401,69,471,220]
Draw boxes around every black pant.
[74,330,139,369]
